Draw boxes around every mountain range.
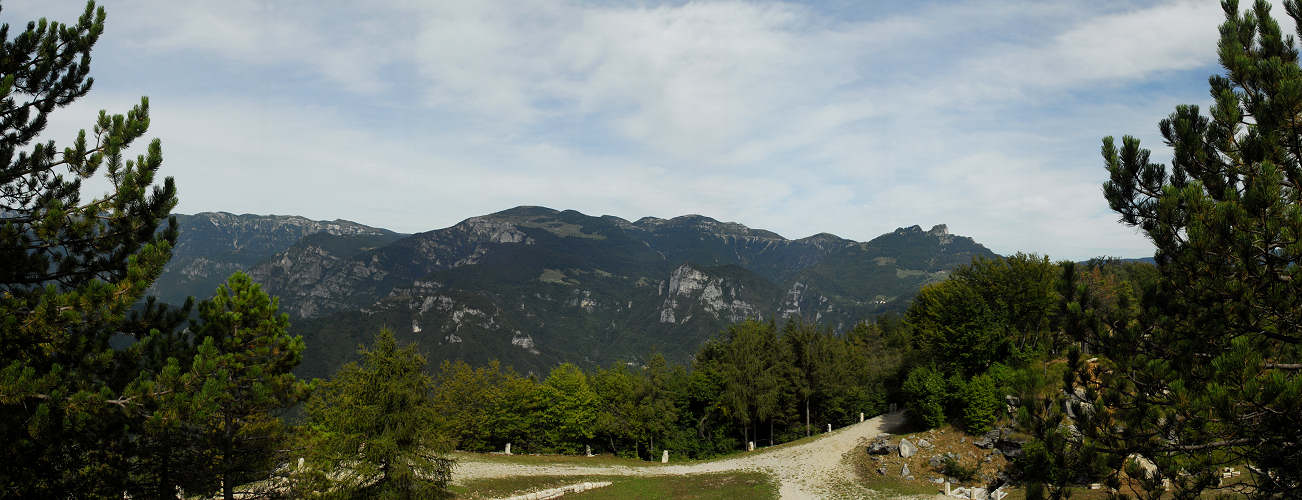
[151,207,997,376]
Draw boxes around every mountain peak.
[487,206,559,218]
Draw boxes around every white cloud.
[10,0,1253,259]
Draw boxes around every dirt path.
[454,411,919,499]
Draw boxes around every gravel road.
[454,411,931,499]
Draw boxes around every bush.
[940,455,978,483]
[902,366,948,428]
[959,374,1000,434]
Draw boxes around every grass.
[452,472,777,499]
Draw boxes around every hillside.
[151,207,997,376]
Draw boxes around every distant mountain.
[149,212,403,305]
[151,207,997,377]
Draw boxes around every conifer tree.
[1082,0,1302,495]
[182,272,308,499]
[301,329,454,498]
[0,1,179,495]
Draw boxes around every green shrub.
[959,373,1000,434]
[902,366,948,428]
[940,455,978,482]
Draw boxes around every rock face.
[150,212,402,305]
[151,206,997,377]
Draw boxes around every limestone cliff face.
[151,206,997,376]
[659,264,762,324]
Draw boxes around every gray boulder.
[901,463,910,476]
[899,438,917,458]
[867,436,897,455]
[917,438,932,448]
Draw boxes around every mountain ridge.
[153,206,997,376]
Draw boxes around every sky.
[8,0,1257,259]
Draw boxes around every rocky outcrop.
[658,264,762,324]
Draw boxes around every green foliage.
[426,315,907,460]
[182,272,308,498]
[0,1,183,496]
[1066,0,1302,496]
[958,374,999,434]
[940,455,978,483]
[902,366,947,428]
[299,329,454,499]
[906,280,1008,377]
[538,363,600,454]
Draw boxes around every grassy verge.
[451,451,665,467]
[452,471,777,499]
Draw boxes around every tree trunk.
[157,444,171,499]
[223,415,235,500]
[805,397,811,437]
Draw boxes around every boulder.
[994,435,1026,458]
[877,465,887,476]
[1127,454,1158,479]
[867,436,897,455]
[899,438,917,458]
[973,427,999,447]
[917,438,932,448]
[902,463,911,476]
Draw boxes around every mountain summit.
[153,207,996,375]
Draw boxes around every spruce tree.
[300,329,454,498]
[0,1,179,496]
[1083,0,1302,495]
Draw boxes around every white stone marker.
[661,450,669,463]
[505,443,511,455]
[860,412,865,422]
[827,423,832,433]
[747,441,755,451]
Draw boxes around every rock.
[929,455,944,468]
[902,463,910,476]
[899,438,917,458]
[974,436,994,449]
[867,436,897,455]
[917,438,932,448]
[1127,454,1158,479]
[932,477,945,484]
[877,466,887,475]
[994,435,1026,458]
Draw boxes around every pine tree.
[1085,0,1302,495]
[301,329,454,498]
[179,272,308,499]
[0,1,179,496]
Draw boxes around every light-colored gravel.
[455,411,932,499]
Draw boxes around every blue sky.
[11,0,1250,259]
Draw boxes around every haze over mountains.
[152,207,996,376]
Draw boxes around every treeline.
[431,316,909,459]
[425,253,1158,461]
